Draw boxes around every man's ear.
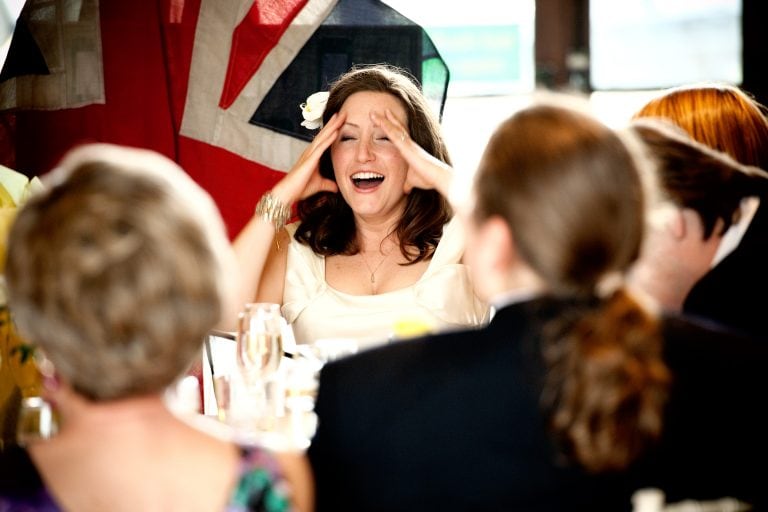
[666,208,687,240]
[478,215,515,272]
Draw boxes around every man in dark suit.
[631,83,768,339]
[308,300,768,511]
[683,196,768,337]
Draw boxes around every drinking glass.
[232,303,285,435]
[236,303,284,385]
[16,396,57,446]
[282,355,320,448]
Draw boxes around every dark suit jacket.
[683,201,768,337]
[308,298,768,512]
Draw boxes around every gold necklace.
[359,249,390,294]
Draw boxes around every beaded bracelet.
[255,192,291,231]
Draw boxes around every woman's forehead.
[340,91,407,120]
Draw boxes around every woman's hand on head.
[371,109,454,198]
[271,112,346,205]
[232,114,346,318]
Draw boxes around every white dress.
[281,217,490,351]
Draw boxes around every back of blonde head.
[5,144,234,400]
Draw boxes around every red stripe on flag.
[218,0,309,109]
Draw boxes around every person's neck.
[630,214,725,312]
[628,258,691,312]
[54,389,175,433]
[485,264,547,311]
[354,214,401,253]
[28,389,239,512]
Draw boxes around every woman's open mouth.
[351,171,384,190]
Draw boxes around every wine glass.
[236,302,284,385]
[232,303,285,436]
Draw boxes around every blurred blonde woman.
[0,144,312,512]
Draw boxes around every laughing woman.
[229,64,489,349]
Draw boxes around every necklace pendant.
[370,274,375,283]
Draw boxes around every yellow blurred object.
[0,166,42,273]
[0,164,42,206]
[0,186,14,208]
[1,303,42,450]
[0,208,17,274]
[0,165,44,450]
[391,315,434,340]
[0,306,40,397]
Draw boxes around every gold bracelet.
[255,192,291,231]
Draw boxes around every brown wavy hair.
[633,83,768,170]
[631,117,768,239]
[474,101,671,472]
[294,64,452,263]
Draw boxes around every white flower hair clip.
[300,91,329,129]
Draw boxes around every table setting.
[197,302,359,452]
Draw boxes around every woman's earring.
[35,349,58,391]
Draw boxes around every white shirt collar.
[711,196,760,268]
[488,288,542,319]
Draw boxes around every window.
[590,0,741,90]
[383,0,535,96]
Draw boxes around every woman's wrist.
[255,191,291,231]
